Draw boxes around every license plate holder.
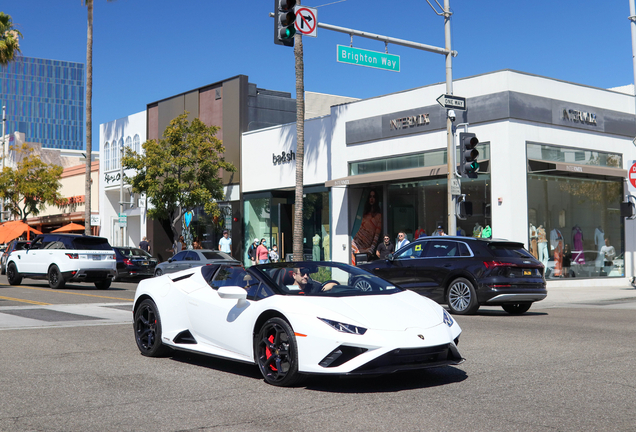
[92,255,101,260]
[523,269,531,276]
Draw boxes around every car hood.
[293,291,443,331]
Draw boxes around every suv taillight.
[65,253,79,259]
[483,261,516,269]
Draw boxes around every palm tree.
[0,12,22,66]
[293,7,305,262]
[84,1,93,236]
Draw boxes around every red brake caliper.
[265,334,278,371]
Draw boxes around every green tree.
[122,113,236,244]
[0,12,22,65]
[0,144,63,222]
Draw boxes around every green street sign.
[337,45,400,72]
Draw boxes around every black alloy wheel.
[155,268,163,277]
[134,299,171,357]
[501,302,532,315]
[446,277,479,315]
[6,263,22,285]
[48,265,66,289]
[255,317,303,387]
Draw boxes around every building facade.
[0,56,85,150]
[99,111,147,249]
[144,75,296,262]
[242,70,636,286]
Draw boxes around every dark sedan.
[114,247,157,281]
[358,236,547,315]
[154,249,239,276]
[1,240,30,275]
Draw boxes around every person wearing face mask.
[256,238,269,264]
[248,238,259,266]
[269,244,279,263]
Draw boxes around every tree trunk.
[293,18,305,262]
[84,1,93,236]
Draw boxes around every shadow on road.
[169,349,468,392]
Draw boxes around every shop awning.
[325,164,448,188]
[528,159,626,178]
[51,222,86,233]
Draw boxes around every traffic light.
[459,132,479,178]
[274,0,297,47]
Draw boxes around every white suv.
[6,234,117,289]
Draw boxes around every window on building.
[104,142,110,171]
[133,134,140,154]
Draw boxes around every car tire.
[7,263,22,285]
[94,280,111,290]
[134,299,171,357]
[502,302,532,315]
[48,265,66,289]
[255,317,304,387]
[446,277,479,315]
[155,268,163,277]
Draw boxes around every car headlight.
[443,310,454,327]
[318,318,367,335]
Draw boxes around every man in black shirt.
[376,234,395,260]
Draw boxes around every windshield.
[72,237,113,251]
[118,248,151,258]
[254,262,401,297]
[488,242,534,259]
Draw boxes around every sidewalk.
[533,279,636,309]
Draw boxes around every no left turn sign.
[295,6,317,37]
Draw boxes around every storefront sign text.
[565,165,583,172]
[389,113,430,131]
[55,195,85,206]
[562,108,597,126]
[273,150,296,165]
[104,172,121,184]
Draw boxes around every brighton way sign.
[337,45,400,72]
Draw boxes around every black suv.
[358,236,547,315]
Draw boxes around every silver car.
[154,249,239,276]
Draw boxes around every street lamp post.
[120,141,124,247]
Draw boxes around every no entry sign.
[629,162,636,188]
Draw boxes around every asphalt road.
[0,276,635,431]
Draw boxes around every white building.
[242,70,636,287]
[99,111,147,248]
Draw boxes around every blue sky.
[4,1,635,149]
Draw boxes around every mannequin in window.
[473,223,483,238]
[322,232,330,261]
[550,227,564,277]
[312,234,321,261]
[572,225,585,265]
[529,223,538,259]
[482,225,492,239]
[537,224,548,268]
[351,190,382,265]
[594,226,605,270]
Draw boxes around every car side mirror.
[25,243,31,250]
[387,253,394,262]
[168,258,173,263]
[218,286,248,308]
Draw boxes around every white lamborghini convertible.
[133,261,464,386]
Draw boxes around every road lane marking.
[10,285,133,302]
[0,295,50,305]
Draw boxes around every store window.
[527,174,623,279]
[387,176,491,244]
[244,190,330,266]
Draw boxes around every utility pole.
[120,141,124,246]
[1,105,5,222]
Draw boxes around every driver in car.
[290,268,338,293]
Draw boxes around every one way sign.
[295,6,317,37]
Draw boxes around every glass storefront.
[348,175,492,264]
[527,174,624,279]
[243,189,330,266]
[386,176,491,242]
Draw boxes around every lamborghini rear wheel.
[255,317,304,387]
